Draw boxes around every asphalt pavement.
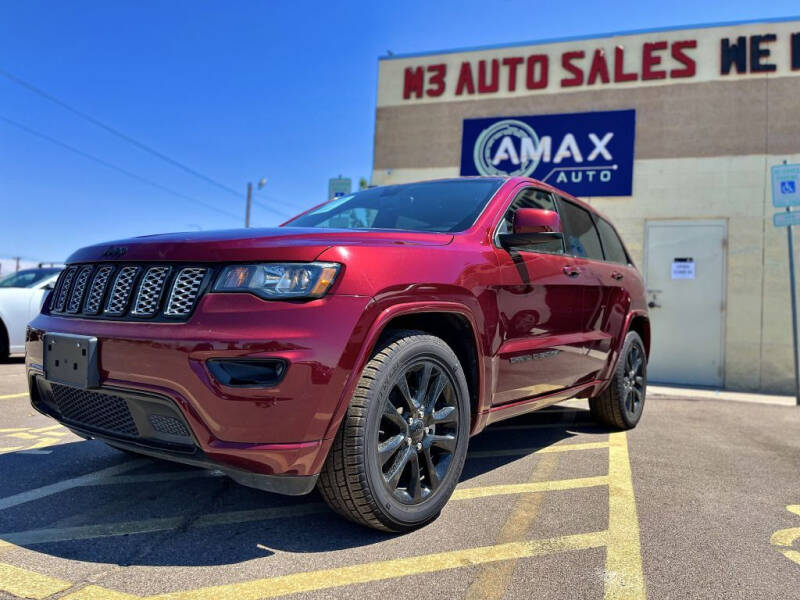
[0,357,798,599]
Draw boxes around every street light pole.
[245,182,253,228]
[245,178,267,228]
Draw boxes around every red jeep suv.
[26,177,649,532]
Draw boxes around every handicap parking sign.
[772,164,800,207]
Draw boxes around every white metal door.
[644,220,726,387]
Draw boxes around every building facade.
[372,18,800,393]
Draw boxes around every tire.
[589,331,647,430]
[0,319,9,362]
[317,331,471,532]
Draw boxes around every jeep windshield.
[284,179,504,233]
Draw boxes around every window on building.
[595,217,630,265]
[556,198,604,260]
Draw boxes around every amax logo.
[460,109,636,196]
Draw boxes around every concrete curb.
[647,385,797,407]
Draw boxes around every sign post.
[771,162,800,406]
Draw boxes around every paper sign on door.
[671,258,695,280]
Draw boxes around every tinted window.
[556,198,604,260]
[496,188,562,253]
[595,218,629,264]
[285,179,504,233]
[0,268,61,288]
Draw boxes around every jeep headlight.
[214,262,340,299]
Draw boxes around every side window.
[595,217,629,265]
[496,188,562,253]
[555,198,604,260]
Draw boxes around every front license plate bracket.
[43,333,100,389]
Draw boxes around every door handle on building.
[562,266,580,278]
[648,301,661,309]
[611,271,624,280]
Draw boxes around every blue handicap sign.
[772,164,800,207]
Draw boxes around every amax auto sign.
[460,109,636,196]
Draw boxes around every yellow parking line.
[604,432,646,599]
[0,393,28,400]
[1,503,329,545]
[0,562,72,599]
[30,425,67,433]
[468,440,609,458]
[465,452,560,600]
[771,505,800,566]
[453,475,608,500]
[0,475,608,545]
[59,531,607,600]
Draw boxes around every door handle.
[562,266,580,278]
[648,301,661,309]
[610,271,624,281]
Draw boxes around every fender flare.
[312,301,484,470]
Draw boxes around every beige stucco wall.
[371,20,800,393]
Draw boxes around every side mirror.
[499,208,565,251]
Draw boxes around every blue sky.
[1,1,798,263]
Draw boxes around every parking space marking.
[0,503,329,545]
[465,452,560,600]
[604,432,646,599]
[453,475,608,500]
[0,476,607,546]
[770,505,800,566]
[0,424,72,454]
[0,562,72,599]
[56,532,608,600]
[0,392,28,400]
[0,460,148,511]
[468,440,610,458]
[0,431,646,600]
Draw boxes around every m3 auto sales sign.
[460,109,636,196]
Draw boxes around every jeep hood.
[66,228,454,263]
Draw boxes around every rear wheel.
[589,331,646,430]
[317,331,470,532]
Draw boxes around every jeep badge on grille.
[102,245,128,258]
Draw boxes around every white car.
[0,268,62,358]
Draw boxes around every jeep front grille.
[49,263,212,322]
[165,267,208,316]
[132,266,171,316]
[106,265,140,315]
[83,265,114,315]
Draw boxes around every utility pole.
[245,182,253,228]
[244,178,267,228]
[14,256,20,272]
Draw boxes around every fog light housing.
[207,359,288,387]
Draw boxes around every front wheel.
[589,331,647,430]
[317,331,470,532]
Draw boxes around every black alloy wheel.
[317,331,470,532]
[589,330,647,430]
[378,359,460,504]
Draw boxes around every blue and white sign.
[771,164,800,207]
[773,211,800,227]
[460,109,636,197]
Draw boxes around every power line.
[0,115,242,222]
[0,68,247,200]
[0,68,295,219]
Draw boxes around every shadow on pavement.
[0,405,605,567]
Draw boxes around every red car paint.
[26,177,648,490]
